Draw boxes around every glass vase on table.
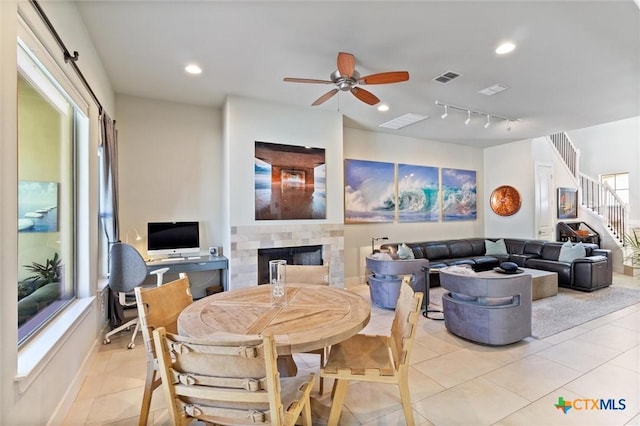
[269,259,287,306]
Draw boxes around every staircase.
[549,132,626,244]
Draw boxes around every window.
[601,172,629,204]
[16,40,87,344]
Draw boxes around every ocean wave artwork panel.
[441,168,477,221]
[397,164,439,222]
[344,159,395,223]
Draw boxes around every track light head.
[440,104,448,120]
[464,110,471,125]
[484,114,491,129]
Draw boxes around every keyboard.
[160,257,184,262]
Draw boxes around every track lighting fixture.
[440,104,448,119]
[435,100,516,130]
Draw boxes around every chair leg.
[103,318,137,344]
[138,364,158,426]
[127,319,140,349]
[301,395,312,426]
[327,379,348,426]
[318,350,325,395]
[398,376,416,426]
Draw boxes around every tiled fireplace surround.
[230,223,344,289]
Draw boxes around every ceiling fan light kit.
[284,51,410,106]
[435,100,516,130]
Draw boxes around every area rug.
[427,286,640,339]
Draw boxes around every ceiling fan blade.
[312,88,339,106]
[359,71,410,85]
[283,77,333,84]
[337,52,355,78]
[350,87,380,105]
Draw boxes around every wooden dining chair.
[283,263,330,394]
[152,327,316,426]
[320,281,423,425]
[134,276,193,426]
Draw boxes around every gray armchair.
[366,256,428,309]
[439,267,532,345]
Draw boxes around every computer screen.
[147,221,200,257]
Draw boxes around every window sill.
[15,297,94,394]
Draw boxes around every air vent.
[379,113,429,130]
[433,71,461,84]
[479,84,508,96]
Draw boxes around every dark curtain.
[99,112,124,328]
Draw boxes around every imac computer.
[147,221,200,258]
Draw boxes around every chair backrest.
[108,242,148,293]
[135,276,193,360]
[283,264,330,285]
[389,282,423,372]
[153,327,287,425]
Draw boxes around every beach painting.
[397,164,440,222]
[441,168,477,221]
[344,159,395,223]
[18,181,59,232]
[254,141,326,220]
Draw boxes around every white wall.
[484,139,536,238]
[115,94,224,297]
[567,117,640,227]
[343,128,485,282]
[224,95,344,228]
[1,2,113,424]
[484,137,583,241]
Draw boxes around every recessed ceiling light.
[495,42,516,55]
[185,64,202,75]
[377,104,389,112]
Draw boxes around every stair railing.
[549,131,626,244]
[549,132,579,179]
[579,173,626,243]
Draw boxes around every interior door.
[535,162,554,240]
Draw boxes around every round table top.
[178,284,371,355]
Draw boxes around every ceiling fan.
[283,52,409,106]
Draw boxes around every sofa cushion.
[448,240,474,258]
[424,242,450,260]
[558,241,586,263]
[485,239,508,256]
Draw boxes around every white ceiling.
[74,1,639,147]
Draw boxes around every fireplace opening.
[257,245,323,284]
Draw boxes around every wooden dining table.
[177,283,371,375]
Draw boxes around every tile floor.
[64,273,639,425]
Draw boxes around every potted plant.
[624,229,640,268]
[18,252,61,300]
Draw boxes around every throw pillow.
[558,241,586,263]
[485,239,508,256]
[397,243,415,260]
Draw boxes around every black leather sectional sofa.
[380,238,612,292]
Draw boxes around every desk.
[146,255,228,290]
[178,284,370,356]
